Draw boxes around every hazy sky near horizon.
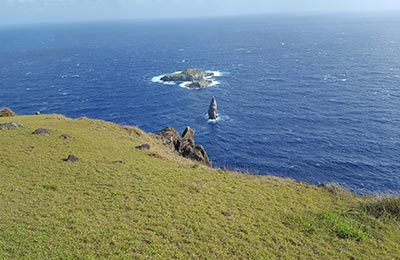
[1,0,400,25]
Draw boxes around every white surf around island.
[151,70,224,90]
[151,71,181,85]
[206,70,223,77]
[204,113,230,124]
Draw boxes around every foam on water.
[209,80,220,87]
[206,70,223,77]
[61,74,80,79]
[179,81,193,89]
[204,113,230,123]
[208,118,219,124]
[151,75,164,83]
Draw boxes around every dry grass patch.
[319,183,354,198]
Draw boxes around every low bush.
[365,196,400,219]
[0,108,16,117]
[319,183,353,197]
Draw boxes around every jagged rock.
[182,126,195,140]
[181,144,209,164]
[136,144,151,151]
[0,108,16,117]
[0,122,23,130]
[65,155,79,163]
[156,127,181,150]
[156,126,211,166]
[32,128,51,136]
[208,97,218,120]
[60,134,73,140]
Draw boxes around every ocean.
[1,14,399,194]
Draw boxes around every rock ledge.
[156,126,211,166]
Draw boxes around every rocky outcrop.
[161,69,213,82]
[156,126,211,166]
[208,97,218,120]
[0,108,16,117]
[0,122,23,130]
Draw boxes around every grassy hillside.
[0,115,399,259]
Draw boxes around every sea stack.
[208,97,218,120]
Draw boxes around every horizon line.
[1,9,400,28]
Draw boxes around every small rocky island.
[160,68,216,89]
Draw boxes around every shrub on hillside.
[319,183,353,197]
[365,196,400,219]
[0,108,16,117]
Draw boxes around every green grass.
[1,115,399,259]
[318,213,368,241]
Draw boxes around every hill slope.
[0,115,399,259]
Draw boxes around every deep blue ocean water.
[1,15,400,194]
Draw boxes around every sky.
[1,0,400,25]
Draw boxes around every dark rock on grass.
[113,160,126,164]
[135,144,151,151]
[65,155,79,163]
[42,185,58,191]
[0,108,16,117]
[0,122,23,130]
[221,211,232,217]
[156,126,211,166]
[32,128,51,136]
[60,134,73,140]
